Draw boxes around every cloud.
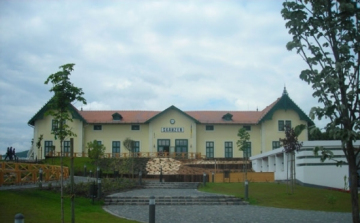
[0,0,326,155]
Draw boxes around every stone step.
[104,196,247,205]
[143,182,199,189]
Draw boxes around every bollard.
[90,170,92,178]
[159,167,163,183]
[14,213,24,223]
[84,164,87,177]
[203,172,206,187]
[245,180,249,200]
[149,196,155,223]
[139,170,142,186]
[39,168,43,189]
[212,172,214,183]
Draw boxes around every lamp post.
[245,180,249,200]
[159,166,163,183]
[14,213,24,223]
[139,170,143,186]
[212,171,214,183]
[39,168,43,188]
[97,167,101,199]
[149,196,155,223]
[203,172,206,187]
[84,164,87,177]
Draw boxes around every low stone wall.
[214,172,274,183]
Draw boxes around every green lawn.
[199,182,355,212]
[0,189,139,223]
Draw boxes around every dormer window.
[112,113,122,121]
[222,113,233,121]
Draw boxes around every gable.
[145,105,200,124]
[259,89,314,126]
[28,98,86,126]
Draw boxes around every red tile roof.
[78,98,281,125]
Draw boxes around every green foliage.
[87,140,106,166]
[282,1,359,219]
[36,134,43,150]
[123,138,134,154]
[279,125,304,153]
[236,127,250,156]
[44,63,87,142]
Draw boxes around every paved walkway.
[104,189,352,223]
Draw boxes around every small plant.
[326,194,337,207]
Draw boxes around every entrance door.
[158,139,170,154]
[175,139,188,158]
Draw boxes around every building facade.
[27,88,314,159]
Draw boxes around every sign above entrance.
[161,127,184,132]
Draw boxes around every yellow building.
[27,88,313,159]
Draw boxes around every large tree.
[281,1,360,222]
[45,63,86,223]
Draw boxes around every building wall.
[260,109,309,153]
[250,141,360,190]
[32,113,84,159]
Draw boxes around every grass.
[199,182,355,212]
[0,189,139,223]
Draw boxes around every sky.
[0,0,327,156]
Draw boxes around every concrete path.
[104,189,352,223]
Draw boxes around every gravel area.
[104,205,351,223]
[104,189,352,223]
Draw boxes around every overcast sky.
[0,0,327,156]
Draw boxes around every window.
[94,125,102,130]
[278,120,291,131]
[272,141,281,150]
[243,142,251,158]
[112,141,120,157]
[243,125,251,131]
[132,141,140,156]
[175,139,188,153]
[158,139,170,152]
[206,141,214,158]
[63,141,70,153]
[96,140,102,145]
[225,141,233,158]
[222,113,233,121]
[131,125,140,130]
[112,113,122,120]
[52,120,65,131]
[44,141,53,156]
[206,125,214,131]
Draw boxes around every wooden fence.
[214,172,274,183]
[45,151,203,159]
[0,162,69,186]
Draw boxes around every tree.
[236,127,250,180]
[123,137,135,179]
[279,124,305,193]
[36,134,43,160]
[44,63,86,223]
[281,1,360,221]
[87,140,106,167]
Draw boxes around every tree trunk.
[347,141,359,223]
[60,140,64,223]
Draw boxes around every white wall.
[250,140,360,190]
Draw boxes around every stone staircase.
[143,181,200,189]
[104,181,248,206]
[104,195,247,205]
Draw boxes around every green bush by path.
[0,189,139,223]
[199,182,356,212]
